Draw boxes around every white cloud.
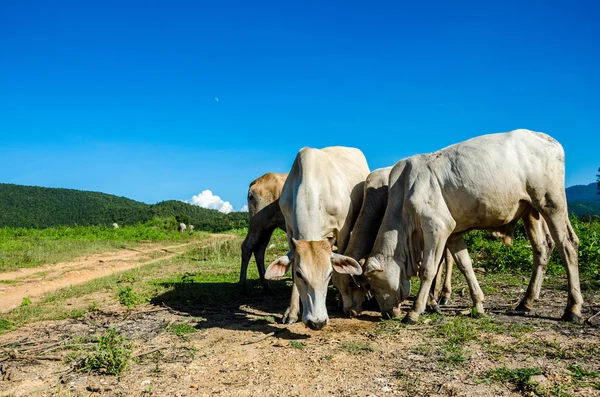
[240,204,248,212]
[188,190,234,214]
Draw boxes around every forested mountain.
[0,182,598,230]
[566,183,599,202]
[0,184,247,231]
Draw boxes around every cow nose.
[306,320,327,330]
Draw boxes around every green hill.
[0,183,247,231]
[567,201,600,218]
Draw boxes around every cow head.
[363,255,410,319]
[265,239,362,330]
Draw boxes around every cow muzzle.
[305,319,328,330]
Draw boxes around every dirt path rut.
[0,241,201,313]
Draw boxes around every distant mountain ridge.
[0,182,598,230]
[565,183,599,202]
[0,183,247,231]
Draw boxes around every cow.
[188,224,194,233]
[360,129,582,324]
[265,147,370,330]
[239,172,287,294]
[338,166,392,317]
[112,223,119,229]
[341,166,456,317]
[178,223,187,232]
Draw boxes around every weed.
[21,297,32,307]
[81,328,132,376]
[0,317,11,331]
[339,341,375,355]
[481,366,542,392]
[117,286,137,308]
[568,364,600,380]
[289,341,305,349]
[169,322,197,336]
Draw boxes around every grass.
[481,366,542,392]
[339,341,375,355]
[169,322,198,336]
[80,328,132,376]
[289,341,305,349]
[0,223,199,272]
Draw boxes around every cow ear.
[331,253,362,276]
[364,257,384,275]
[265,255,291,279]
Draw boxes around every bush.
[82,328,132,376]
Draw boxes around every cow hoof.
[401,315,417,325]
[438,297,450,306]
[561,311,582,324]
[282,308,299,324]
[432,305,443,315]
[514,302,531,314]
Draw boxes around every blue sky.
[1,1,598,211]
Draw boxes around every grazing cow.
[341,166,455,317]
[178,223,187,232]
[265,147,369,330]
[338,166,392,317]
[112,223,119,229]
[188,224,194,233]
[239,172,287,294]
[362,129,582,323]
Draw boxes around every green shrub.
[82,328,132,376]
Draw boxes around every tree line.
[0,184,248,232]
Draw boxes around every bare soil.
[0,244,599,396]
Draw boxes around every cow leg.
[431,248,453,307]
[403,234,448,324]
[282,275,301,324]
[515,211,554,313]
[440,249,454,305]
[253,231,274,295]
[540,211,583,322]
[446,237,485,317]
[238,235,255,293]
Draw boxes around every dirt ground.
[0,244,599,397]
[0,241,199,313]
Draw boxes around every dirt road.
[0,241,199,313]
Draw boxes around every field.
[0,224,599,396]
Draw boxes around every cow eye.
[247,191,254,201]
[295,271,304,281]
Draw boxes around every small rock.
[382,386,392,392]
[141,380,151,386]
[530,375,548,386]
[191,384,198,389]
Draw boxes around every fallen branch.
[132,346,168,358]
[9,354,63,361]
[242,330,285,345]
[586,310,600,324]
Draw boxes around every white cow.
[265,147,369,330]
[338,167,392,317]
[178,223,187,232]
[239,172,287,294]
[361,129,582,323]
[112,223,119,229]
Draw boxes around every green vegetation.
[0,183,247,231]
[169,322,198,336]
[481,366,542,392]
[0,222,197,271]
[289,341,305,349]
[339,341,375,355]
[80,328,132,376]
[464,216,600,279]
[117,286,138,308]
